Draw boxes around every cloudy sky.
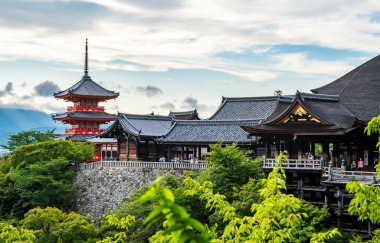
[0,0,380,118]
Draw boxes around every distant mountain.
[0,108,65,145]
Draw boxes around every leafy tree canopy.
[20,207,97,243]
[200,142,263,202]
[2,130,55,151]
[0,140,94,219]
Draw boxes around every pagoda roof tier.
[54,76,119,101]
[64,134,93,142]
[52,111,116,123]
[241,91,360,136]
[311,54,380,121]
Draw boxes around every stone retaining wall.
[73,167,182,219]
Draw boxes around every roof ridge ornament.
[295,90,304,102]
[84,38,89,77]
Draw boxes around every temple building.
[242,55,380,167]
[52,39,119,159]
[241,55,380,232]
[100,96,283,161]
[100,113,174,161]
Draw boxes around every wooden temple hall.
[98,51,380,164]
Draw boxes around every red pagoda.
[52,39,119,143]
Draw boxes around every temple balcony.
[78,161,209,171]
[263,158,324,170]
[67,105,105,112]
[65,128,104,135]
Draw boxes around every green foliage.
[310,228,341,243]
[0,221,36,243]
[201,143,263,201]
[185,152,337,242]
[6,140,94,169]
[365,115,380,149]
[97,215,135,243]
[2,130,55,151]
[20,207,97,243]
[9,158,75,214]
[138,177,210,243]
[346,181,380,224]
[0,140,94,219]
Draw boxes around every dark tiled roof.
[65,134,92,142]
[54,76,119,99]
[208,96,293,121]
[242,92,358,135]
[52,111,116,120]
[169,109,200,120]
[311,55,380,121]
[157,120,259,144]
[101,113,174,137]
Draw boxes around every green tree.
[0,221,36,243]
[2,130,55,151]
[0,140,94,219]
[140,178,210,243]
[200,143,263,202]
[184,152,337,242]
[20,207,97,243]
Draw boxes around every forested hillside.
[0,108,65,145]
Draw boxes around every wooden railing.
[263,158,323,170]
[328,170,377,184]
[78,161,209,171]
[67,105,105,112]
[66,128,104,135]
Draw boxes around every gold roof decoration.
[281,104,321,123]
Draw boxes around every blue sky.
[0,0,379,118]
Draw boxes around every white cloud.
[272,53,354,76]
[1,0,380,116]
[0,0,378,82]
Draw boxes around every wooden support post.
[337,188,344,231]
[274,137,279,158]
[298,174,304,199]
[368,221,372,236]
[265,136,271,158]
[322,142,329,162]
[297,137,302,161]
[145,140,149,161]
[126,136,130,161]
[181,146,184,163]
[347,142,352,166]
[167,145,171,162]
[117,137,121,161]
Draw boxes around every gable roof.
[169,109,200,120]
[157,120,260,145]
[241,92,358,135]
[101,113,174,138]
[54,76,119,99]
[208,96,292,121]
[311,55,380,121]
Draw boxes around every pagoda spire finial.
[84,38,89,77]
